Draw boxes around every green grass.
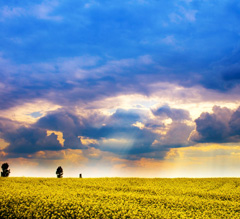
[1,177,240,218]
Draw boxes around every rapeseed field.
[1,177,240,218]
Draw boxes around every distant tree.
[56,166,63,178]
[1,163,10,177]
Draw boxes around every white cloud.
[33,0,62,21]
[180,7,197,22]
[169,12,183,23]
[0,1,62,22]
[84,0,100,9]
[169,6,197,23]
[0,6,25,21]
[161,35,175,45]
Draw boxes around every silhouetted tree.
[56,166,63,178]
[1,163,10,177]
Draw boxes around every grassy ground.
[1,177,240,218]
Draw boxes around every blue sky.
[1,0,240,177]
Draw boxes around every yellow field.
[1,178,240,218]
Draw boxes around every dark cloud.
[193,112,229,142]
[127,129,158,155]
[0,117,21,134]
[0,107,194,160]
[152,105,191,121]
[94,127,157,157]
[2,104,240,161]
[191,106,240,143]
[0,110,87,157]
[36,110,84,149]
[79,107,193,158]
[159,122,194,147]
[3,127,62,157]
[79,109,147,140]
[229,107,240,136]
[108,109,142,126]
[36,110,83,133]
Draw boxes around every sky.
[1,0,240,178]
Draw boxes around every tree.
[1,163,10,177]
[56,166,63,178]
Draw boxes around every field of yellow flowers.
[1,177,240,218]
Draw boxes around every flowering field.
[1,177,240,218]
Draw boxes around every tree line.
[1,163,82,178]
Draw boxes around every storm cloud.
[152,105,191,121]
[3,127,62,156]
[191,106,240,143]
[0,106,194,160]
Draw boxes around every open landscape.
[1,177,240,218]
[1,1,240,218]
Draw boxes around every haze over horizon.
[1,0,240,177]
